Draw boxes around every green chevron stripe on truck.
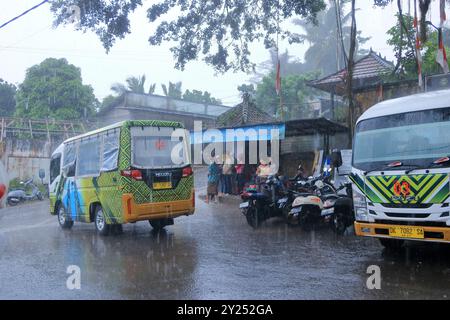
[350,173,450,204]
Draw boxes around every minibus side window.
[101,130,119,172]
[50,154,61,184]
[77,136,101,177]
[63,142,77,177]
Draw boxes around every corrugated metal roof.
[309,51,395,94]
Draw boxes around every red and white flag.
[275,59,281,95]
[436,28,449,73]
[440,0,447,27]
[414,0,423,87]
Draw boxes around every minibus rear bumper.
[121,192,195,223]
[355,221,450,243]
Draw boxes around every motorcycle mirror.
[39,169,45,180]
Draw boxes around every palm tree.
[293,0,369,76]
[110,74,156,95]
[126,75,146,93]
[161,81,182,99]
[110,83,127,95]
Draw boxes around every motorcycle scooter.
[240,175,286,228]
[286,177,324,230]
[6,179,43,206]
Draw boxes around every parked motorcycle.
[327,182,354,234]
[287,177,324,230]
[240,175,286,228]
[6,179,43,206]
[303,177,354,234]
[286,175,341,231]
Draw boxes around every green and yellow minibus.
[49,120,195,235]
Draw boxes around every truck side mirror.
[331,149,343,168]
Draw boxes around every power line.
[0,25,51,53]
[0,0,49,30]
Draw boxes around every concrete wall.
[96,93,225,130]
[0,137,63,186]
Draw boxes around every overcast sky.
[1,0,448,106]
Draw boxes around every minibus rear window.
[130,125,189,169]
[132,135,187,168]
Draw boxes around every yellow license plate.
[153,182,172,190]
[388,226,424,239]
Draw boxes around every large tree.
[15,58,97,120]
[255,71,322,120]
[50,0,326,72]
[0,79,16,117]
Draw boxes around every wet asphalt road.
[0,170,450,299]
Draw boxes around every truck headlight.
[352,186,370,222]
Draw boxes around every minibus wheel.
[57,205,73,229]
[95,206,110,236]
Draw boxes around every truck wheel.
[57,205,73,229]
[95,206,110,236]
[379,238,404,250]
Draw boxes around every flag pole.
[276,0,283,121]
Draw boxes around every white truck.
[350,89,450,249]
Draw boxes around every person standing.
[206,158,220,203]
[222,153,233,195]
[235,162,245,194]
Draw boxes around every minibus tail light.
[182,166,193,177]
[121,169,143,181]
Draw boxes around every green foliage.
[0,79,16,117]
[422,31,450,74]
[50,0,326,72]
[182,90,222,105]
[100,94,117,110]
[386,13,450,78]
[237,84,256,100]
[14,58,97,120]
[386,14,416,75]
[255,72,322,120]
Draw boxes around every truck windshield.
[131,126,189,169]
[353,107,450,172]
